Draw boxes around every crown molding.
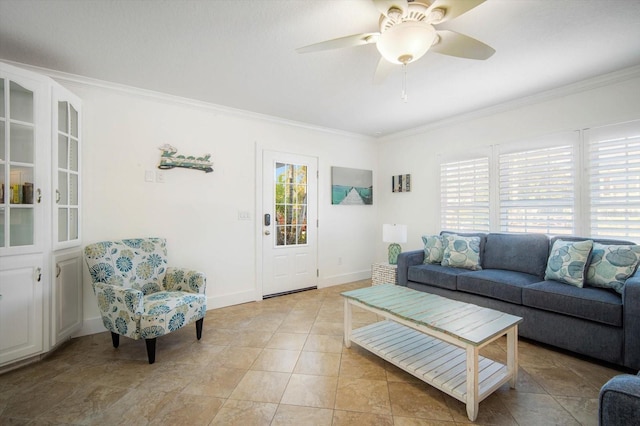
[380,64,640,142]
[1,59,372,142]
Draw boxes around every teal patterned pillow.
[586,243,640,294]
[422,235,444,264]
[544,239,593,287]
[441,235,482,270]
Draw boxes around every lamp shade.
[383,224,407,244]
[376,21,437,65]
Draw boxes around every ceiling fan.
[297,0,495,86]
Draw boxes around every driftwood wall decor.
[158,144,213,173]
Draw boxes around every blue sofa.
[397,231,640,370]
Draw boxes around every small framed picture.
[392,174,411,192]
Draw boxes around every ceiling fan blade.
[427,0,485,23]
[431,30,495,60]
[373,56,396,84]
[372,0,408,16]
[296,33,379,54]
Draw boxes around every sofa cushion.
[441,231,487,257]
[422,235,444,264]
[407,264,470,290]
[544,239,593,287]
[441,234,482,270]
[483,233,549,278]
[522,280,622,326]
[586,243,640,294]
[457,270,542,304]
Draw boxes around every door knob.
[265,230,271,235]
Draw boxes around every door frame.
[254,144,319,300]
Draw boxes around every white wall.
[375,68,640,260]
[60,80,377,335]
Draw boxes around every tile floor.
[0,280,628,425]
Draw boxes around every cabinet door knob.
[56,264,61,278]
[56,190,61,204]
[37,188,42,203]
[35,267,42,282]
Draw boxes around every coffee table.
[342,284,522,421]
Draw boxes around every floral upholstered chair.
[83,237,207,364]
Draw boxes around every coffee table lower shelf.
[351,320,510,410]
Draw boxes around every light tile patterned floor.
[0,280,628,425]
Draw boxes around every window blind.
[588,124,640,241]
[499,146,575,234]
[440,157,490,232]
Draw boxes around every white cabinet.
[51,250,82,346]
[0,62,82,368]
[0,254,44,366]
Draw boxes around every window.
[274,162,308,246]
[587,122,640,240]
[439,122,640,240]
[499,145,575,234]
[440,158,490,232]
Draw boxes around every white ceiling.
[1,0,640,137]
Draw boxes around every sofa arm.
[397,250,425,287]
[599,373,640,426]
[93,282,144,339]
[163,267,207,294]
[623,278,640,369]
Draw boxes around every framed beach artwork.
[331,167,373,205]
[392,174,411,192]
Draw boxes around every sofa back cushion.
[483,233,549,278]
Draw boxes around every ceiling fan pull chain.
[401,63,408,103]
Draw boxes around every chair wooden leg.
[145,338,157,364]
[196,318,204,340]
[111,332,119,348]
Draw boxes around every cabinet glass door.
[0,78,36,248]
[55,99,80,245]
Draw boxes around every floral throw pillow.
[586,243,640,294]
[422,235,444,264]
[544,239,593,287]
[441,235,482,270]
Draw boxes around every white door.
[262,151,318,297]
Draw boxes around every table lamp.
[383,224,407,265]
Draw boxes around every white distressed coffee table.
[342,284,522,421]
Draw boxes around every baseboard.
[74,316,105,337]
[319,269,371,288]
[207,289,257,309]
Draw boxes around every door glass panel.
[58,134,68,168]
[58,101,68,133]
[9,208,33,246]
[69,207,78,240]
[69,174,78,205]
[0,207,4,247]
[58,208,67,242]
[274,161,308,247]
[70,105,78,137]
[58,172,68,204]
[9,82,33,123]
[0,78,4,118]
[69,138,78,171]
[9,123,34,164]
[0,121,4,161]
[0,164,4,204]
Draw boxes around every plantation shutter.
[499,145,575,234]
[440,157,490,232]
[587,121,640,241]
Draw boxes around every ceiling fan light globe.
[376,21,436,65]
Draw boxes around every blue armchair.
[84,237,207,363]
[599,372,640,425]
